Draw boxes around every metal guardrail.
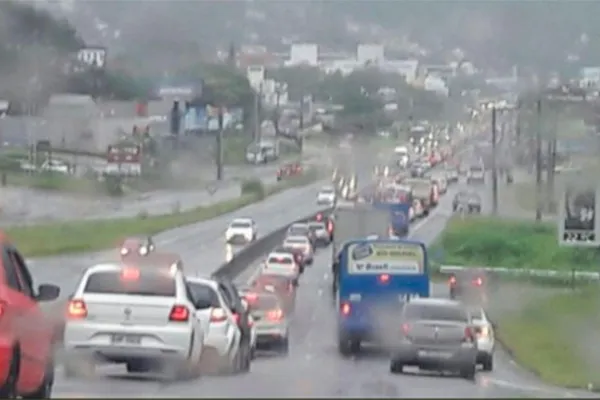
[212,207,332,280]
[439,265,600,282]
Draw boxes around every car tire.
[460,363,477,380]
[23,356,54,399]
[389,361,404,374]
[481,354,493,371]
[0,347,19,399]
[280,338,290,355]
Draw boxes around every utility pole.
[535,98,543,222]
[546,111,558,209]
[216,106,224,181]
[491,106,498,215]
[253,85,262,143]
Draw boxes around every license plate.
[418,350,451,358]
[111,334,142,345]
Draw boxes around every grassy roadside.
[7,170,319,258]
[429,216,600,272]
[495,288,600,390]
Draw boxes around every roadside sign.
[558,185,600,247]
[105,144,141,175]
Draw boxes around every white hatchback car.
[262,252,300,278]
[186,277,251,374]
[63,263,205,379]
[225,218,257,244]
[470,306,495,371]
[316,187,337,206]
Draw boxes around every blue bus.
[336,238,430,355]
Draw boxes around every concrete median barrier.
[212,207,332,280]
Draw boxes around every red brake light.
[327,221,333,232]
[464,327,475,342]
[449,276,457,285]
[67,299,88,319]
[245,292,258,303]
[401,323,411,335]
[316,213,323,221]
[379,274,390,284]
[341,302,351,316]
[169,305,190,322]
[210,307,228,323]
[232,313,240,324]
[266,309,283,321]
[121,268,140,281]
[473,277,483,286]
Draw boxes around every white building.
[286,43,318,67]
[380,60,420,84]
[246,65,266,92]
[357,44,385,66]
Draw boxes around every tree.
[267,66,323,101]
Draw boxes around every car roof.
[231,217,253,223]
[290,222,308,227]
[308,221,325,226]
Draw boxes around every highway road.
[27,141,596,398]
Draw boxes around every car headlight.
[120,248,129,256]
[139,246,149,255]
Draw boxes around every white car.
[63,263,205,379]
[282,235,314,264]
[431,175,448,195]
[307,221,331,247]
[225,218,257,244]
[445,167,459,183]
[316,187,337,206]
[262,252,300,278]
[244,290,290,353]
[470,306,495,371]
[186,277,250,374]
[412,199,425,219]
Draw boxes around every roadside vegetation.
[430,216,600,272]
[7,169,319,257]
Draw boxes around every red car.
[276,162,303,181]
[119,235,155,259]
[0,232,60,398]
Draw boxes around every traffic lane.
[34,182,327,345]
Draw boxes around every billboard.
[558,185,600,247]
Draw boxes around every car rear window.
[308,223,325,230]
[404,304,468,322]
[286,238,307,244]
[268,256,293,264]
[187,282,220,309]
[321,189,334,194]
[289,226,308,235]
[230,221,251,228]
[84,270,176,297]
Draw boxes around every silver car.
[390,298,478,380]
[307,221,331,247]
[245,291,290,354]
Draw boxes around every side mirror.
[36,284,60,302]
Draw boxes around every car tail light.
[472,277,483,286]
[340,302,351,316]
[120,267,140,281]
[378,274,390,284]
[245,292,258,303]
[169,305,190,322]
[316,213,323,221]
[401,323,411,335]
[248,318,254,327]
[448,275,457,286]
[67,299,88,319]
[464,327,475,342]
[210,307,228,323]
[232,313,240,325]
[266,309,283,321]
[327,221,333,233]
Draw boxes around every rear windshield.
[230,221,251,228]
[268,256,293,264]
[187,282,219,309]
[308,223,325,231]
[286,238,307,245]
[320,189,334,194]
[288,226,308,234]
[404,304,468,322]
[84,270,176,297]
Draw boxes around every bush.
[433,216,600,271]
[240,179,266,200]
[0,156,25,173]
[103,174,124,197]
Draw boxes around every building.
[287,43,318,67]
[357,44,385,66]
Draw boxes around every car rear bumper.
[392,343,477,368]
[255,325,287,344]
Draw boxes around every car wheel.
[481,354,493,371]
[389,361,404,374]
[460,363,477,380]
[0,347,19,398]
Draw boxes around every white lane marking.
[485,377,577,398]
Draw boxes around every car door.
[182,281,204,363]
[2,246,46,393]
[219,281,250,346]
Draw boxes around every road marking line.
[486,376,577,397]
